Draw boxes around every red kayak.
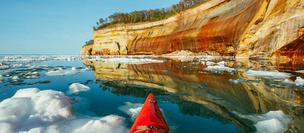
[129,93,170,133]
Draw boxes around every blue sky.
[0,0,179,54]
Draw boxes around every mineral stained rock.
[81,0,304,61]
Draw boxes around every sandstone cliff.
[81,0,304,60]
[80,44,93,55]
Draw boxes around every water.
[0,55,303,133]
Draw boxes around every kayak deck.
[129,93,170,133]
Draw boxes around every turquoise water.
[0,55,303,133]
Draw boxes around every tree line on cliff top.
[93,0,207,30]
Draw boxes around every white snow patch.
[119,102,142,120]
[69,83,90,93]
[295,77,304,87]
[236,110,291,133]
[0,88,127,133]
[245,70,291,79]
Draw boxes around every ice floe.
[204,61,235,73]
[282,79,294,85]
[295,77,304,87]
[119,102,143,120]
[206,61,216,66]
[0,88,127,133]
[11,75,19,81]
[46,67,81,76]
[236,110,290,133]
[245,70,291,79]
[295,70,304,73]
[229,79,246,84]
[69,83,91,94]
[0,64,10,70]
[279,77,304,87]
[0,75,4,81]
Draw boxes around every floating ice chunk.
[69,83,90,93]
[24,71,40,79]
[295,77,304,87]
[12,64,23,68]
[0,75,3,81]
[0,88,127,133]
[206,61,216,66]
[46,67,81,76]
[70,115,126,133]
[204,61,235,73]
[0,64,10,70]
[282,79,294,85]
[0,88,71,132]
[13,88,40,98]
[11,76,19,80]
[45,68,65,76]
[229,79,245,84]
[295,70,304,73]
[236,110,290,133]
[204,65,235,73]
[217,61,225,66]
[245,70,291,79]
[255,118,286,133]
[119,102,143,120]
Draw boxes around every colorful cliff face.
[81,0,304,60]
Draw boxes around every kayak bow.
[129,93,170,133]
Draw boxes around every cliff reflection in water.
[83,57,304,132]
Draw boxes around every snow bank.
[46,67,81,76]
[245,70,291,79]
[69,83,90,93]
[119,102,142,120]
[295,77,304,86]
[0,88,127,133]
[236,111,290,133]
